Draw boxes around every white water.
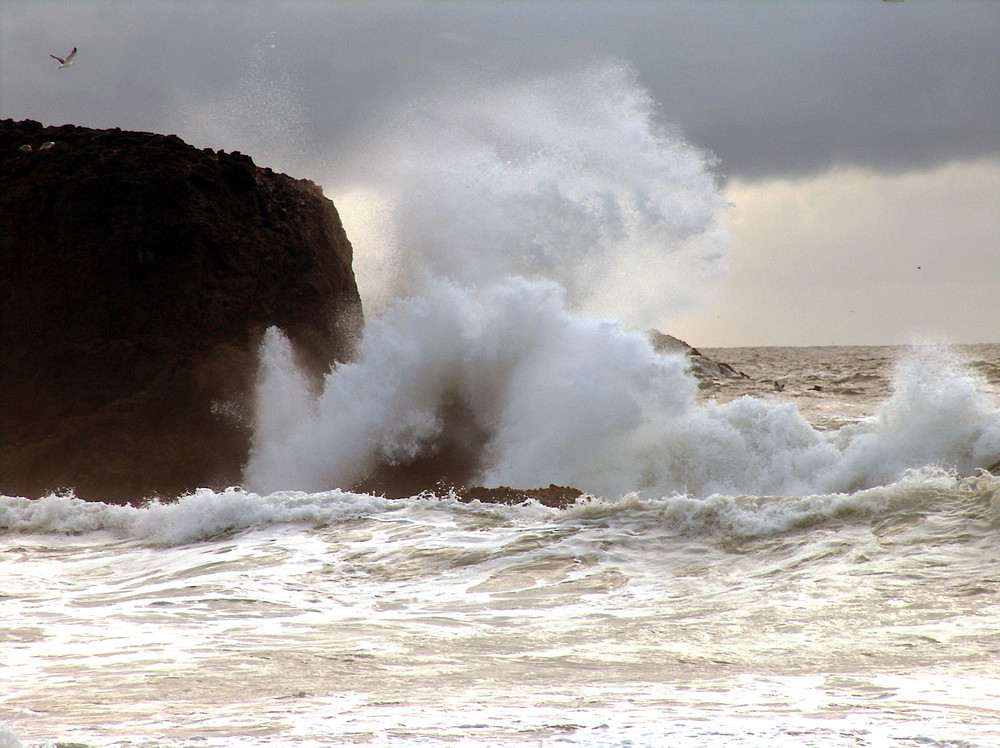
[246,281,1000,500]
[246,60,999,500]
[3,460,1000,746]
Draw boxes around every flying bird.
[50,47,77,68]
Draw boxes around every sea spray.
[829,344,1000,489]
[179,31,316,180]
[246,60,1000,500]
[246,277,698,496]
[245,280,1000,499]
[336,59,731,328]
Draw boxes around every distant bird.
[50,47,77,68]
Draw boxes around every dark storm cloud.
[2,1,998,181]
[636,1,1000,179]
[270,0,1000,180]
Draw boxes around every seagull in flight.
[50,47,77,68]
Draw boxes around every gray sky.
[3,0,998,346]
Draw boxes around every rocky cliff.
[0,120,363,503]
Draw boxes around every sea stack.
[0,120,363,503]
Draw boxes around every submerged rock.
[0,120,363,503]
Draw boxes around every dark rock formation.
[0,120,363,503]
[456,484,583,508]
[648,330,748,379]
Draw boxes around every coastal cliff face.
[0,120,363,503]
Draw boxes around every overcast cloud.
[2,1,998,345]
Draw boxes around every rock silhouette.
[647,330,747,379]
[1,120,363,503]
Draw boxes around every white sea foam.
[0,488,394,546]
[3,466,996,549]
[246,276,1000,500]
[246,277,698,496]
[0,728,21,748]
[267,59,1000,504]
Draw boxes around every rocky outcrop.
[0,120,363,503]
[648,330,747,379]
[456,484,583,508]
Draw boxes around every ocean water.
[4,60,1000,747]
[3,342,1000,748]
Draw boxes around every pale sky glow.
[669,159,1000,346]
[2,0,998,346]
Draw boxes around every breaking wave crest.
[2,469,998,548]
[244,278,1000,501]
[237,60,1000,507]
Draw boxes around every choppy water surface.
[3,345,1000,747]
